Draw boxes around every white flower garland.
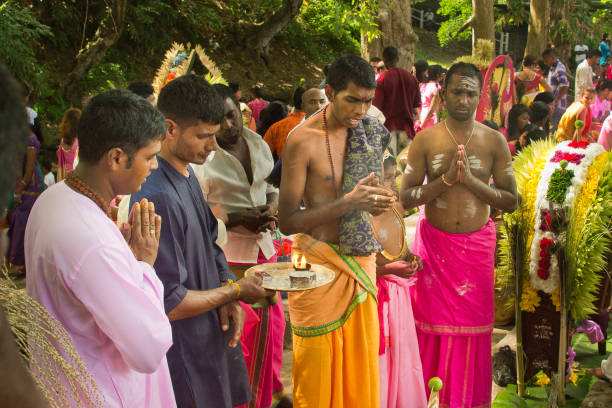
[529,141,605,293]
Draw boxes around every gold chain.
[444,119,475,149]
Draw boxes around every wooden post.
[512,221,526,397]
[557,250,567,405]
[419,10,424,29]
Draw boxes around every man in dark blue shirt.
[132,75,268,408]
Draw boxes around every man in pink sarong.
[401,62,518,407]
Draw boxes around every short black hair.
[0,64,29,209]
[228,82,240,94]
[157,74,224,126]
[587,49,603,59]
[251,85,265,99]
[542,48,555,57]
[427,65,444,82]
[293,86,306,110]
[414,60,429,83]
[481,120,500,131]
[382,47,399,64]
[533,91,554,104]
[444,62,483,90]
[78,89,166,166]
[369,57,382,63]
[127,82,154,98]
[529,101,550,123]
[212,83,239,109]
[522,54,537,67]
[596,79,612,92]
[326,55,376,93]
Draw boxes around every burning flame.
[292,253,307,270]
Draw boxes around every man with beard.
[401,62,518,407]
[131,75,267,408]
[196,84,291,408]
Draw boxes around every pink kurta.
[25,182,176,408]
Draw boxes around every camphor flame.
[292,253,308,270]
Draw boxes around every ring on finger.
[374,194,378,202]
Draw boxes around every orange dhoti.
[289,234,379,408]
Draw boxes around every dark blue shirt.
[131,157,250,408]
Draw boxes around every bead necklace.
[65,172,113,220]
[323,105,340,198]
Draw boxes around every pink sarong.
[377,275,427,408]
[231,249,286,408]
[412,218,496,408]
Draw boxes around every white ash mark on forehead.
[435,198,447,209]
[404,164,414,174]
[465,199,477,218]
[468,155,482,170]
[458,76,479,89]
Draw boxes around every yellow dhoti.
[289,234,379,408]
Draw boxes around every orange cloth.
[289,233,380,408]
[263,112,305,158]
[555,101,592,142]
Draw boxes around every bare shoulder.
[286,115,321,150]
[476,121,507,146]
[412,122,444,150]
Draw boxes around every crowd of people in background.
[1,32,612,408]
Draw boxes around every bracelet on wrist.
[441,174,453,187]
[226,279,241,299]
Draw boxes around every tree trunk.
[61,0,127,106]
[250,0,303,65]
[550,0,573,68]
[471,0,495,56]
[361,0,418,72]
[525,0,550,58]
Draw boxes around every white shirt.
[575,59,594,96]
[574,44,589,63]
[193,127,278,264]
[44,172,55,187]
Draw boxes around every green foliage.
[279,0,380,62]
[495,0,529,31]
[437,0,471,47]
[565,154,612,321]
[0,1,52,82]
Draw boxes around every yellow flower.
[551,288,560,311]
[572,153,606,232]
[535,372,551,386]
[568,371,578,385]
[520,281,541,312]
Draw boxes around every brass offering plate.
[244,262,335,292]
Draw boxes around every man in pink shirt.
[25,89,176,407]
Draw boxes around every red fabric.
[373,67,421,138]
